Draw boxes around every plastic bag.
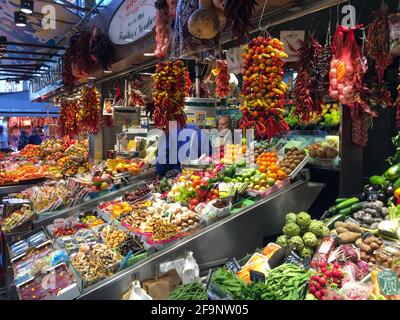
[197,199,232,226]
[339,281,372,300]
[181,251,200,284]
[129,280,153,300]
[170,0,218,59]
[329,25,363,106]
[159,258,185,278]
[389,13,400,57]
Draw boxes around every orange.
[269,165,278,173]
[259,165,267,173]
[277,170,288,180]
[268,172,278,180]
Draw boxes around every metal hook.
[258,0,269,33]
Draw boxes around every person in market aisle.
[156,124,212,176]
[0,125,9,152]
[17,129,29,151]
[28,128,42,145]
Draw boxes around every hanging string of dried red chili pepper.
[59,100,81,137]
[80,86,101,134]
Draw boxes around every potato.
[181,222,189,228]
[355,238,363,246]
[187,219,194,225]
[360,251,368,260]
[344,222,362,233]
[339,232,362,243]
[334,221,346,229]
[359,243,372,253]
[336,227,349,234]
[369,242,380,250]
[189,213,197,220]
[363,237,373,245]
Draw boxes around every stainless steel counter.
[78,175,323,300]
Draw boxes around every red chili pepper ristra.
[60,100,81,137]
[239,36,289,140]
[80,86,101,134]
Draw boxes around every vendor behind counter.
[156,124,213,176]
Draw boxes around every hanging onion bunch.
[367,3,392,83]
[60,100,81,137]
[80,86,101,135]
[294,35,323,121]
[224,0,258,40]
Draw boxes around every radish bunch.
[308,260,344,300]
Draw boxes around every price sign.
[224,258,241,274]
[279,30,305,62]
[378,270,400,295]
[285,250,303,267]
[250,270,266,283]
[303,257,312,270]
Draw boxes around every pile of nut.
[71,244,122,283]
[101,225,128,250]
[355,235,384,264]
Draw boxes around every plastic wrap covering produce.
[239,36,289,140]
[152,60,188,130]
[170,0,218,59]
[59,100,81,138]
[80,86,101,135]
[294,35,323,121]
[367,3,392,83]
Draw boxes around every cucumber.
[335,198,349,204]
[326,213,346,229]
[335,197,359,211]
[350,201,366,212]
[338,207,353,216]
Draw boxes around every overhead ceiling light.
[14,11,27,27]
[104,69,112,74]
[20,0,34,14]
[144,29,153,32]
[88,76,96,80]
[138,72,154,76]
[143,53,155,57]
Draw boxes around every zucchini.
[338,207,353,216]
[350,201,366,212]
[335,197,359,211]
[370,175,388,186]
[326,213,346,229]
[335,198,349,205]
[394,177,400,188]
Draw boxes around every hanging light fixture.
[14,11,27,27]
[20,0,34,14]
[104,69,112,74]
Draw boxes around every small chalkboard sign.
[378,270,400,296]
[224,257,241,274]
[303,257,312,270]
[250,270,266,283]
[285,250,303,267]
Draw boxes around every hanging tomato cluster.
[239,36,289,140]
[80,86,101,134]
[59,100,81,137]
[215,60,230,98]
[152,60,188,130]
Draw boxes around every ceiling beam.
[40,0,97,12]
[0,68,47,73]
[0,78,31,81]
[0,57,57,62]
[0,64,39,68]
[30,12,76,25]
[0,73,36,77]
[6,42,66,50]
[3,50,63,57]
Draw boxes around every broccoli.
[283,222,301,237]
[303,232,318,248]
[299,246,313,258]
[308,220,325,237]
[296,212,312,229]
[288,236,304,251]
[285,213,297,224]
[276,235,288,247]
